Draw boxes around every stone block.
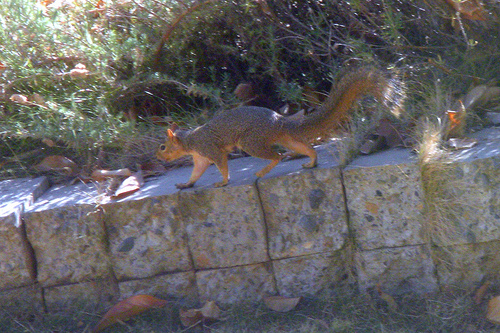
[273,251,348,297]
[355,245,438,295]
[103,196,192,280]
[43,279,119,312]
[433,241,500,289]
[24,205,112,287]
[178,185,268,269]
[0,177,49,217]
[0,177,48,291]
[428,156,500,245]
[258,168,348,259]
[344,153,425,250]
[196,263,276,305]
[0,213,34,290]
[0,284,43,312]
[118,271,198,306]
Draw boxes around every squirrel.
[157,67,391,189]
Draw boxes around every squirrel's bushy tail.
[284,67,403,142]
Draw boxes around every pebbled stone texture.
[24,205,112,287]
[0,284,44,312]
[43,278,119,312]
[0,213,34,290]
[428,156,500,246]
[258,168,348,259]
[179,185,268,269]
[0,177,48,291]
[344,162,425,250]
[196,263,276,305]
[103,196,192,280]
[433,240,500,289]
[273,251,348,297]
[118,271,198,306]
[355,245,438,295]
[2,128,500,311]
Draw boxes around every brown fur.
[157,67,390,189]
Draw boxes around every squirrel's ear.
[170,122,179,132]
[167,129,181,145]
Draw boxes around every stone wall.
[1,127,500,312]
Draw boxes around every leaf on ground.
[34,155,79,176]
[376,118,404,148]
[445,0,488,20]
[360,118,404,154]
[474,280,491,305]
[487,295,500,324]
[376,284,397,312]
[91,168,132,182]
[92,294,168,333]
[446,102,466,138]
[180,308,204,328]
[10,94,31,105]
[31,92,48,107]
[179,301,222,328]
[41,138,56,147]
[111,170,144,200]
[69,63,90,79]
[360,135,386,155]
[264,296,301,312]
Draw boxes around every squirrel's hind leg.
[255,159,281,178]
[279,137,317,169]
[239,139,282,178]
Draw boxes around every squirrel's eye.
[160,144,166,151]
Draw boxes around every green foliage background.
[1,0,500,179]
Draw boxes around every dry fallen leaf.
[111,170,144,200]
[376,118,404,148]
[376,284,397,312]
[360,135,386,155]
[179,301,222,328]
[34,155,79,176]
[445,0,488,20]
[264,296,301,312]
[92,294,167,333]
[487,295,500,324]
[446,102,466,138]
[179,308,204,327]
[91,168,132,182]
[474,281,492,305]
[41,138,56,147]
[10,94,31,105]
[31,92,48,107]
[69,63,90,79]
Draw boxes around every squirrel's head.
[156,123,188,162]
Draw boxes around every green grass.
[1,288,498,332]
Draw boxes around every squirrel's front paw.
[213,181,228,188]
[176,182,194,189]
[302,160,317,169]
